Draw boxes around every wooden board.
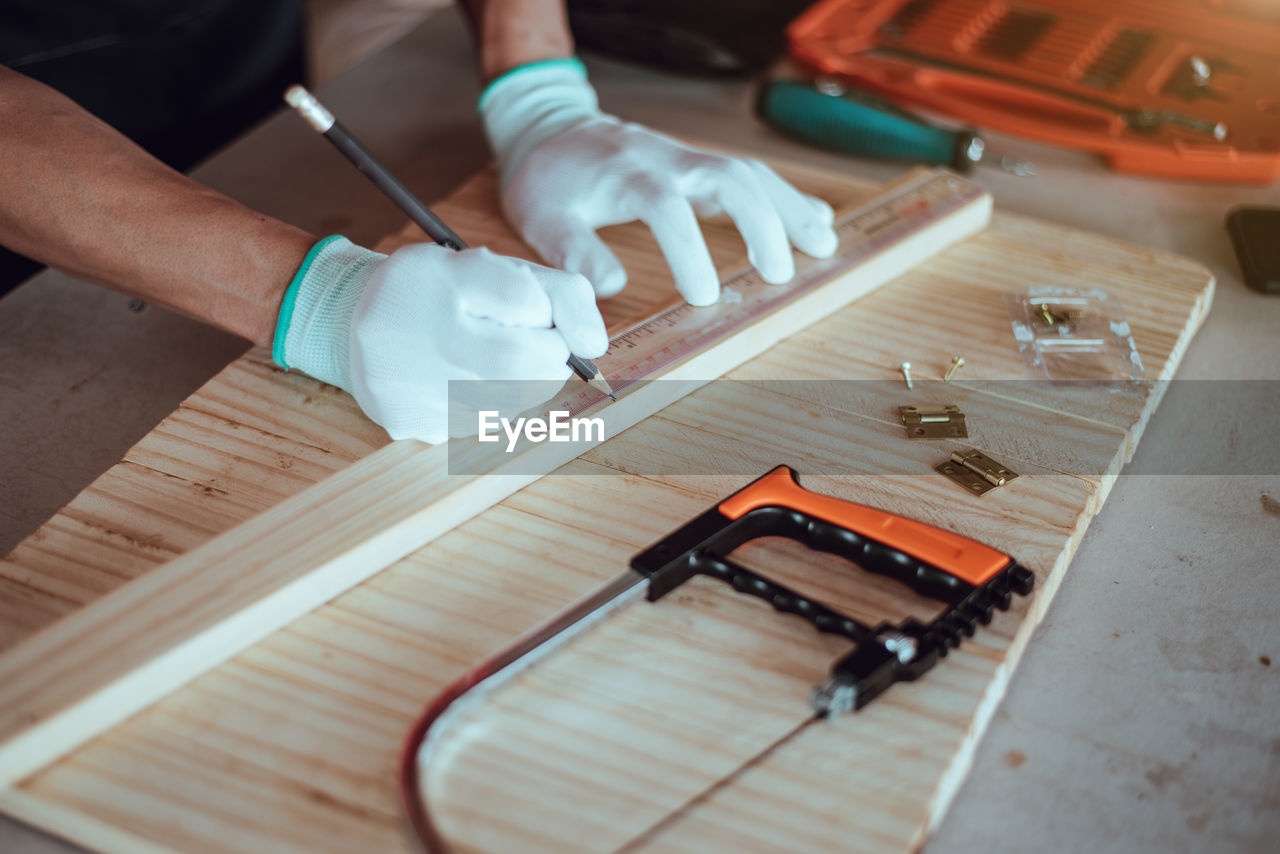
[0,154,1212,854]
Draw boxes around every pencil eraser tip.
[283,85,334,133]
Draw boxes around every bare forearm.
[458,0,574,82]
[0,67,315,346]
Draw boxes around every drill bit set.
[785,0,1280,182]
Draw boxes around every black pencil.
[284,85,615,400]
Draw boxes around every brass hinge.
[900,405,967,439]
[936,449,1018,495]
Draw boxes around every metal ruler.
[552,169,987,416]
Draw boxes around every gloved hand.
[480,58,839,306]
[273,235,608,443]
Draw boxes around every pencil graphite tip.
[284,85,335,134]
[586,374,615,400]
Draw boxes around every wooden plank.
[0,167,990,789]
[405,230,1215,852]
[0,161,880,652]
[0,156,1212,854]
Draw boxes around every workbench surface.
[1,10,1277,853]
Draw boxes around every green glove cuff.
[272,235,385,391]
[477,56,587,112]
[273,234,341,369]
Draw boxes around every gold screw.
[944,356,965,382]
[899,362,913,390]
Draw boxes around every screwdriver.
[756,78,1036,176]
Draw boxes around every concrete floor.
[2,9,1278,853]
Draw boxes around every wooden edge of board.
[0,788,180,854]
[920,503,1092,841]
[0,173,992,790]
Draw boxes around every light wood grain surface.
[0,151,1211,854]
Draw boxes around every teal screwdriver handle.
[756,79,982,173]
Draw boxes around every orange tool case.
[787,0,1280,183]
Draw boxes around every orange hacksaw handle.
[718,467,1009,586]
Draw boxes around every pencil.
[284,85,615,400]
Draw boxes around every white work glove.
[480,58,839,306]
[273,235,607,443]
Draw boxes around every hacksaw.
[401,466,1035,852]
